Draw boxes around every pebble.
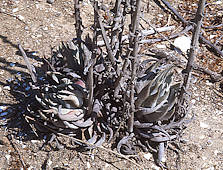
[1,9,6,13]
[31,140,38,144]
[207,139,213,146]
[144,152,153,160]
[27,166,34,170]
[205,80,212,86]
[43,26,48,31]
[215,1,222,5]
[12,8,19,13]
[151,164,160,170]
[24,26,29,31]
[200,122,209,128]
[0,70,4,75]
[191,99,196,104]
[205,167,214,170]
[209,35,215,39]
[86,162,91,169]
[174,36,191,53]
[216,110,222,116]
[3,86,10,90]
[5,154,11,161]
[214,150,219,156]
[17,15,25,21]
[47,0,55,4]
[47,159,52,167]
[202,156,207,160]
[36,34,42,38]
[156,44,166,49]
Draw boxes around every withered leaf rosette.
[23,39,113,148]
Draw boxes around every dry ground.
[0,0,222,169]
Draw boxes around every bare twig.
[97,26,176,46]
[74,0,83,39]
[6,134,27,169]
[179,0,206,103]
[18,44,37,83]
[149,48,223,82]
[87,1,98,116]
[158,0,223,59]
[94,4,116,68]
[0,9,27,25]
[128,0,141,133]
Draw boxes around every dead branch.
[157,0,223,59]
[94,4,116,68]
[128,0,141,133]
[181,0,206,93]
[74,0,83,40]
[149,48,223,82]
[6,134,27,169]
[87,1,98,116]
[97,26,176,46]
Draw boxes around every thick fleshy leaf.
[58,108,84,121]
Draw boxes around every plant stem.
[179,0,206,102]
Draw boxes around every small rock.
[215,1,222,5]
[36,34,42,38]
[207,139,213,146]
[24,26,29,30]
[202,156,207,160]
[0,70,4,75]
[47,159,52,167]
[200,122,209,128]
[5,154,11,161]
[216,110,222,116]
[3,86,10,90]
[63,162,69,167]
[86,162,91,169]
[191,99,196,104]
[205,167,214,170]
[205,80,212,86]
[12,8,19,13]
[27,166,34,170]
[174,36,191,53]
[47,0,55,4]
[22,144,26,149]
[30,140,38,144]
[209,35,215,39]
[143,152,153,160]
[43,26,48,31]
[1,9,6,13]
[151,164,160,170]
[214,150,219,156]
[105,163,110,168]
[17,15,25,21]
[156,44,166,49]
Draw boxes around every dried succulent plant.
[7,0,194,168]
